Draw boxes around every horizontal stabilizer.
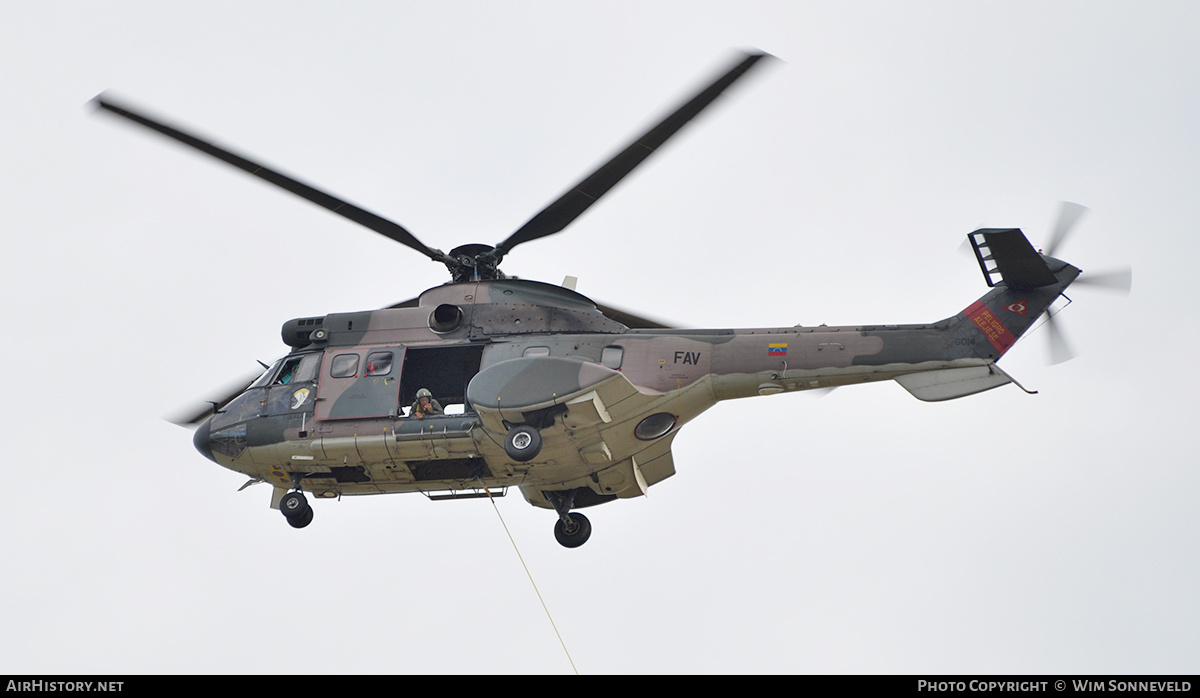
[896,365,1012,402]
[968,229,1058,290]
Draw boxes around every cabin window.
[365,351,394,376]
[330,353,359,378]
[601,346,624,369]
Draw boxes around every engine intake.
[429,304,464,333]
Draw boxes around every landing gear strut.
[546,491,591,548]
[280,488,313,529]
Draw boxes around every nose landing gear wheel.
[505,425,542,462]
[554,512,592,548]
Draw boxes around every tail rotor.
[1037,202,1132,364]
[1043,307,1076,365]
[1043,201,1089,258]
[1072,267,1133,293]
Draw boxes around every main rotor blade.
[1044,201,1088,257]
[166,369,263,427]
[594,302,673,329]
[386,296,420,309]
[494,51,774,256]
[387,293,673,328]
[93,94,444,262]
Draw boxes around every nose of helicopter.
[193,416,217,463]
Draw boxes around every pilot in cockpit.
[410,388,443,419]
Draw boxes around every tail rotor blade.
[1044,201,1088,257]
[1045,311,1076,365]
[1074,266,1132,294]
[957,235,974,257]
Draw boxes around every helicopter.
[94,50,1127,547]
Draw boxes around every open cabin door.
[316,346,404,420]
[398,344,486,416]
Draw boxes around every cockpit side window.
[249,360,282,389]
[274,357,302,385]
[273,353,322,385]
[294,353,321,383]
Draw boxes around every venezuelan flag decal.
[965,300,1016,353]
[768,342,788,356]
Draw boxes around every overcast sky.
[2,1,1197,674]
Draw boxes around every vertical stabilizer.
[951,228,1080,362]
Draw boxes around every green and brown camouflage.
[97,50,1101,544]
[193,236,1080,521]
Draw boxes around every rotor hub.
[446,243,505,282]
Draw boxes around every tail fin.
[950,228,1081,362]
[896,228,1082,402]
[969,228,1059,290]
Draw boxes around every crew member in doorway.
[410,388,443,419]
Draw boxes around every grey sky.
[1,1,1196,673]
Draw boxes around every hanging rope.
[480,480,579,675]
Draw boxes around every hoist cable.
[480,481,579,675]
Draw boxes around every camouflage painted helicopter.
[96,51,1128,546]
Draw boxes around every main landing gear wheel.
[554,512,591,548]
[504,425,542,462]
[286,506,314,529]
[280,491,313,528]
